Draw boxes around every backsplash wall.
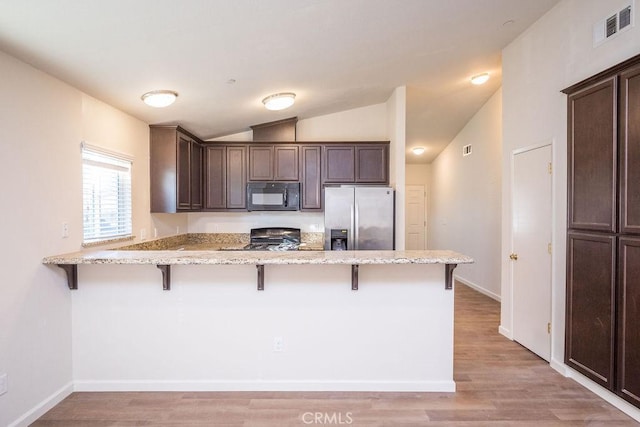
[187,212,325,233]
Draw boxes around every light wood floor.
[32,283,639,426]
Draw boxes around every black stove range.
[243,227,301,251]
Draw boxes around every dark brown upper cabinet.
[226,146,247,209]
[151,124,390,213]
[323,142,389,184]
[300,146,322,210]
[204,146,226,210]
[248,144,299,181]
[356,144,389,183]
[204,145,246,210]
[150,125,203,213]
[567,77,617,233]
[620,64,640,235]
[323,145,355,183]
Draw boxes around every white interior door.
[512,145,552,361]
[405,185,426,250]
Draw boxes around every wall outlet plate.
[273,337,284,352]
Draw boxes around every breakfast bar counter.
[43,248,472,266]
[42,242,473,393]
[43,248,472,291]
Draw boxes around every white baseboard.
[73,379,456,393]
[498,325,512,339]
[565,366,640,422]
[550,358,568,376]
[9,381,73,427]
[454,275,501,302]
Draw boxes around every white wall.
[0,50,150,426]
[501,0,640,420]
[72,264,455,393]
[387,87,407,249]
[296,103,388,141]
[406,164,430,187]
[429,89,502,300]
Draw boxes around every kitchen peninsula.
[43,240,472,393]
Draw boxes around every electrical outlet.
[62,222,69,238]
[273,337,284,352]
[176,226,180,235]
[0,373,7,396]
[140,228,147,240]
[154,228,158,238]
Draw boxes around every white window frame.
[81,142,133,245]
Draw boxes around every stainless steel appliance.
[330,229,348,250]
[243,227,301,251]
[324,186,395,250]
[246,182,300,211]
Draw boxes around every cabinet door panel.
[301,146,321,210]
[274,145,299,181]
[249,146,273,181]
[618,237,640,407]
[356,145,388,183]
[177,133,192,209]
[567,78,617,232]
[620,65,640,234]
[227,146,247,209]
[204,146,226,209]
[324,146,355,183]
[566,232,616,389]
[190,142,203,209]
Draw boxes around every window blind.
[82,144,132,243]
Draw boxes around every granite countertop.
[114,232,325,251]
[43,249,473,266]
[43,233,473,266]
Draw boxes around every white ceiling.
[0,0,559,164]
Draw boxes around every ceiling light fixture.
[412,147,425,155]
[141,90,178,108]
[470,73,490,85]
[262,92,296,111]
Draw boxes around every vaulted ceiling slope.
[0,0,559,163]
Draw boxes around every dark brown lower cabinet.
[618,237,640,406]
[566,231,616,390]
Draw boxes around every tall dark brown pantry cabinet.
[563,54,640,409]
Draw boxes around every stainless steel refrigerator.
[324,186,395,250]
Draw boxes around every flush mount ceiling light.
[141,90,178,108]
[412,147,425,155]
[262,92,296,111]
[470,73,490,85]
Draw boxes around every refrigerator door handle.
[354,203,359,250]
[350,203,355,250]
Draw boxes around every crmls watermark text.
[301,411,353,425]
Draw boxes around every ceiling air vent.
[620,5,632,29]
[594,3,635,46]
[462,144,472,157]
[606,14,618,37]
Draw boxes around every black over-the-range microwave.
[246,182,300,211]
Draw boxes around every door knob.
[509,253,518,260]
